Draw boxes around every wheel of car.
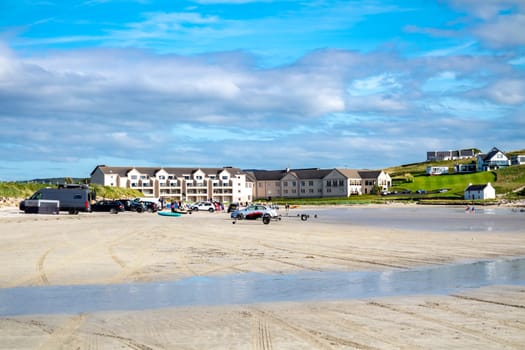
[237,213,244,220]
[208,208,214,213]
[193,208,198,211]
[110,208,117,214]
[301,214,308,221]
[136,207,143,213]
[262,215,271,225]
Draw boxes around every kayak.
[172,209,192,215]
[157,211,182,217]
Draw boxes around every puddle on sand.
[1,257,524,316]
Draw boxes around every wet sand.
[0,206,524,349]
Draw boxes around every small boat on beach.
[157,211,182,217]
[172,209,192,215]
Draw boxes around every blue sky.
[0,0,524,181]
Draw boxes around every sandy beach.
[0,205,524,349]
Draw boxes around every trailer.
[22,199,60,214]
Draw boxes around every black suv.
[142,201,159,212]
[119,199,145,213]
[91,200,125,214]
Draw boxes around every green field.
[391,172,496,198]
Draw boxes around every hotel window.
[292,181,296,187]
[309,181,314,186]
[339,180,344,186]
[284,182,288,187]
[131,175,137,180]
[301,181,305,186]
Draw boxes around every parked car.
[227,202,240,213]
[416,189,427,194]
[142,201,159,212]
[91,200,124,214]
[231,204,281,221]
[119,199,145,213]
[190,201,215,212]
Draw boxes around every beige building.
[249,168,332,199]
[249,168,392,199]
[90,165,253,203]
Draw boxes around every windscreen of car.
[29,192,43,200]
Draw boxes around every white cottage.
[464,183,496,200]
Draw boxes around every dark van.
[19,184,96,214]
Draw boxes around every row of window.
[130,174,231,181]
[259,179,374,188]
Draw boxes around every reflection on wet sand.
[1,257,524,316]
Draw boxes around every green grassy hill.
[0,182,143,200]
[386,160,525,199]
[390,172,496,198]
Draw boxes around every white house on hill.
[464,183,496,200]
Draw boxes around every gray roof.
[251,168,332,181]
[92,165,244,178]
[480,147,506,161]
[465,183,490,191]
[357,170,383,179]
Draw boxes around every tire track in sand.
[368,301,524,349]
[37,249,52,285]
[37,314,86,350]
[252,317,273,350]
[249,308,377,350]
[8,228,144,288]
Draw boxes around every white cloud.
[447,0,525,20]
[473,14,525,48]
[348,74,402,96]
[485,79,525,105]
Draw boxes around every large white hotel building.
[90,165,392,203]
